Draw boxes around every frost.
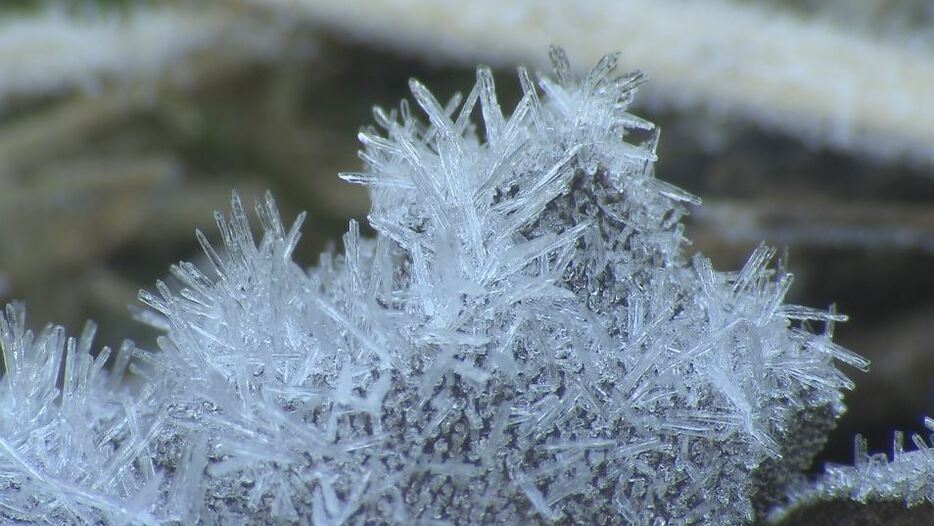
[0,303,164,525]
[770,416,934,523]
[2,49,869,524]
[133,49,863,524]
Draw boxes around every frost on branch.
[0,303,164,525]
[134,48,869,524]
[772,416,934,525]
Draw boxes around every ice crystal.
[1,49,881,524]
[0,303,164,525]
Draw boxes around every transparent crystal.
[0,303,164,524]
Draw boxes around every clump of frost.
[0,48,876,524]
[0,303,164,525]
[772,416,934,522]
[134,49,867,524]
[137,192,390,523]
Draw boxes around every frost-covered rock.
[136,49,866,524]
[0,49,886,525]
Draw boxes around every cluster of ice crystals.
[139,191,392,523]
[0,50,877,524]
[775,416,934,519]
[133,49,867,524]
[0,303,164,525]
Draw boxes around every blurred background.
[1,0,931,470]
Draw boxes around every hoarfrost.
[0,303,164,525]
[772,416,934,522]
[137,48,863,524]
[2,49,873,524]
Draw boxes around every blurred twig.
[241,0,934,166]
[0,5,275,103]
[692,198,934,254]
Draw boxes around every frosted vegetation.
[772,416,934,521]
[0,48,928,524]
